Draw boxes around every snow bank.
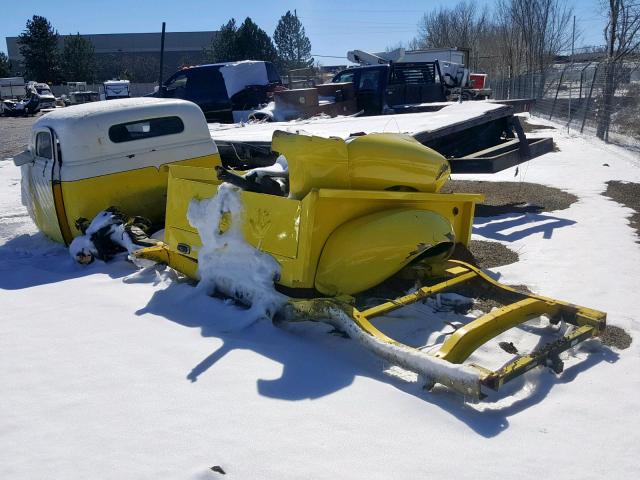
[187,183,287,320]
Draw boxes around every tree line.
[406,0,639,141]
[205,12,313,71]
[9,12,313,84]
[408,0,575,84]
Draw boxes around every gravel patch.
[604,181,640,242]
[0,115,40,159]
[599,325,633,350]
[444,180,578,216]
[452,240,518,269]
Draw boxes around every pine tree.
[205,19,240,63]
[0,52,11,77]
[236,18,278,63]
[205,17,278,64]
[273,10,313,71]
[18,15,60,82]
[61,34,96,82]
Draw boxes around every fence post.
[549,64,568,121]
[567,78,572,131]
[580,64,599,134]
[530,71,534,98]
[578,62,590,101]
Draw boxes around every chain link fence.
[490,61,640,147]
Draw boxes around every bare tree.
[412,1,489,56]
[410,0,572,85]
[597,0,640,140]
[508,0,573,72]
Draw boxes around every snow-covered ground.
[1,118,640,479]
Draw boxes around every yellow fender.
[314,209,455,296]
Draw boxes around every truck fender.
[314,209,455,296]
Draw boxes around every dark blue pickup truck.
[153,61,282,123]
[331,62,447,115]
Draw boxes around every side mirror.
[13,149,33,166]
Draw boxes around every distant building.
[5,31,217,82]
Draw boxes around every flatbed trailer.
[210,101,552,174]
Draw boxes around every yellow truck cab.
[13,97,221,244]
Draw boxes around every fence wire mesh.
[490,61,640,146]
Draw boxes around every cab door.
[356,68,385,115]
[26,128,64,243]
[186,68,232,122]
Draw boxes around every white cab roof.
[33,98,212,165]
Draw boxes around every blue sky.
[1,0,609,65]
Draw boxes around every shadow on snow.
[2,229,616,438]
[473,212,576,242]
[0,232,136,290]
[134,267,619,439]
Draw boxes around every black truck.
[153,61,283,123]
[331,62,448,115]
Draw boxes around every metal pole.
[550,64,567,121]
[571,16,576,58]
[567,16,575,131]
[530,70,534,98]
[581,64,599,133]
[158,22,166,89]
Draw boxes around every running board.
[280,260,606,399]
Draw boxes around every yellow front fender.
[314,209,455,296]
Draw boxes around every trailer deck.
[209,101,552,173]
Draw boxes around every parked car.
[27,82,56,109]
[153,61,283,123]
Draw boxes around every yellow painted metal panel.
[435,298,561,363]
[60,153,220,236]
[163,165,482,290]
[272,131,452,198]
[346,133,450,192]
[166,180,302,260]
[272,131,349,199]
[315,209,455,296]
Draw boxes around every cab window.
[333,71,355,84]
[108,116,185,143]
[358,70,380,91]
[35,132,53,159]
[164,74,188,97]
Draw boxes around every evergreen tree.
[273,10,313,70]
[18,15,60,82]
[205,19,240,63]
[236,18,278,63]
[205,17,278,64]
[61,33,96,82]
[0,52,11,77]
